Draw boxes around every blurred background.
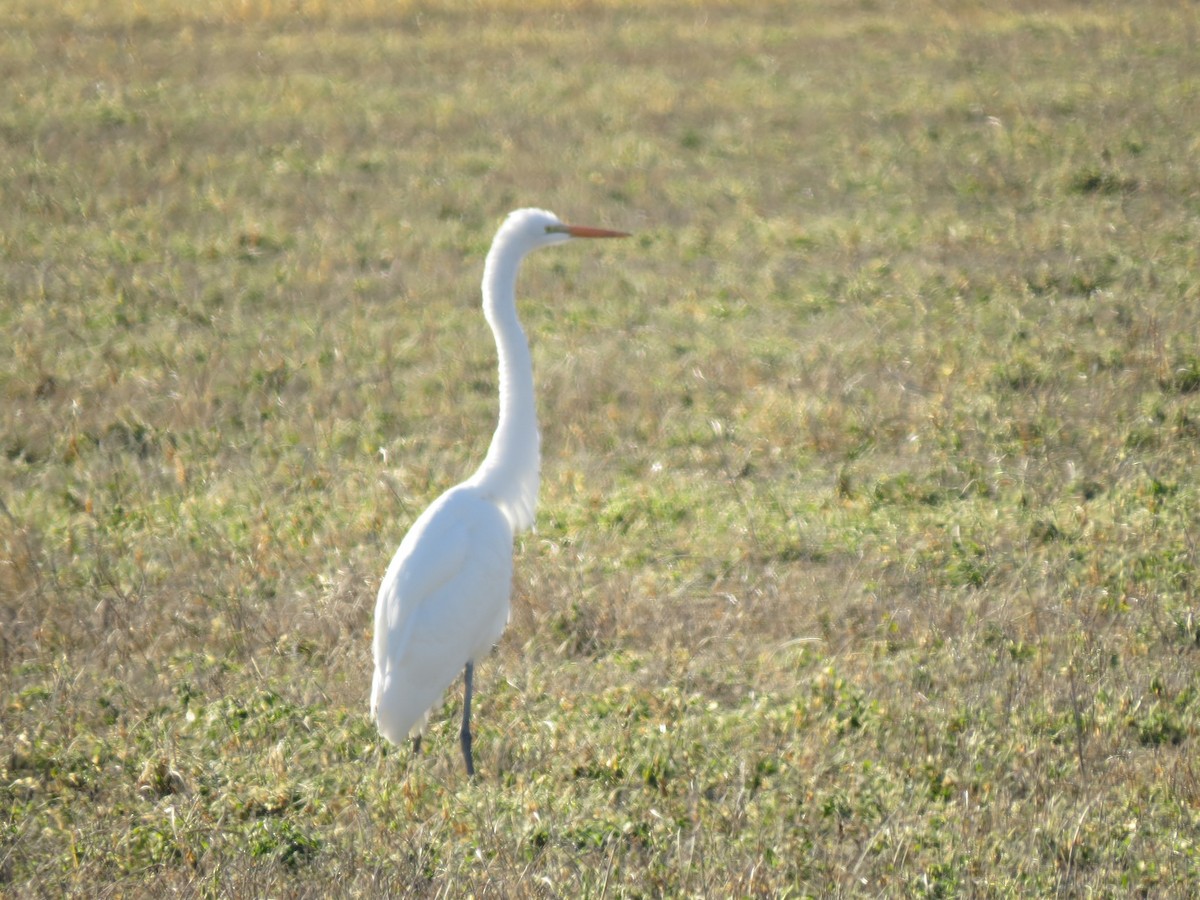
[2,1,1199,894]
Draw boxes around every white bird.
[370,208,628,775]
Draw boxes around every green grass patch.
[4,0,1200,895]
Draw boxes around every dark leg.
[412,734,422,757]
[460,661,475,777]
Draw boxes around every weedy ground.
[2,0,1200,896]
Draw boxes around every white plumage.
[370,208,628,775]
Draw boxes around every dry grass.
[3,0,1200,896]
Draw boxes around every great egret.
[370,208,628,775]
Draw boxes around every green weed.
[3,0,1200,895]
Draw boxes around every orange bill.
[563,224,631,239]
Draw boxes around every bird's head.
[497,208,629,254]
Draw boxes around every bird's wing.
[372,489,472,664]
[370,488,514,742]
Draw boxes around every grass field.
[3,0,1200,895]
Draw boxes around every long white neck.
[467,237,540,531]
